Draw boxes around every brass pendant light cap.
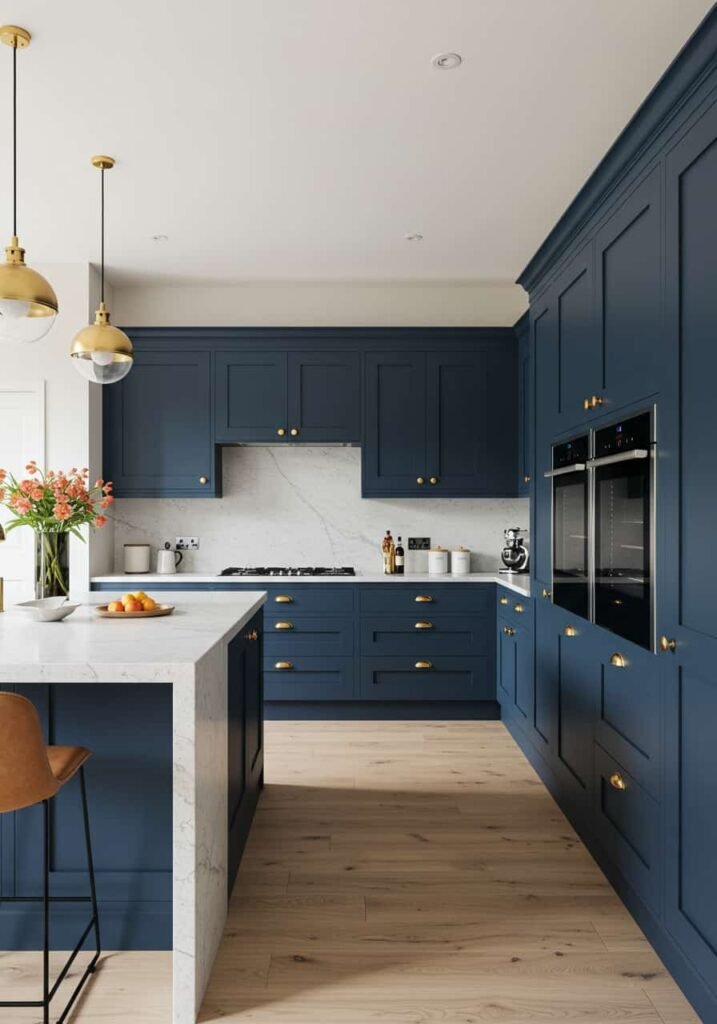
[0,26,31,49]
[0,237,58,315]
[5,235,25,264]
[91,155,115,170]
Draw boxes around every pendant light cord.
[100,165,105,303]
[12,43,17,237]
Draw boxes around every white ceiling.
[0,1,711,286]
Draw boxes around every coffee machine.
[500,527,529,574]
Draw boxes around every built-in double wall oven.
[545,410,655,651]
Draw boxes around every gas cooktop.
[219,566,356,577]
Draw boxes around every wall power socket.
[175,537,199,551]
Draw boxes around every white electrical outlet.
[175,537,199,551]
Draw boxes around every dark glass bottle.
[395,536,405,575]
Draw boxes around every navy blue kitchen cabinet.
[552,245,598,434]
[215,349,360,444]
[359,656,493,702]
[496,587,534,731]
[362,344,518,497]
[104,349,219,497]
[516,314,531,495]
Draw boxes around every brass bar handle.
[659,635,677,653]
[503,626,516,636]
[415,660,432,670]
[499,595,509,605]
[514,603,524,613]
[429,476,438,485]
[563,625,577,637]
[243,629,259,641]
[199,475,208,485]
[416,476,425,485]
[609,653,627,668]
[415,594,433,603]
[274,594,294,603]
[609,772,627,791]
[274,661,293,670]
[290,427,299,437]
[276,427,286,437]
[274,621,294,630]
[542,588,552,599]
[415,621,433,629]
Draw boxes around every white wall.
[113,281,527,327]
[112,446,528,575]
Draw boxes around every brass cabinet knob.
[415,595,433,603]
[276,427,286,437]
[274,621,294,630]
[609,772,627,791]
[609,652,627,668]
[542,588,552,599]
[415,660,432,670]
[290,427,299,437]
[417,476,425,485]
[563,625,577,637]
[199,475,208,485]
[243,629,259,641]
[524,474,531,483]
[429,476,438,485]
[583,395,605,411]
[514,603,524,613]
[274,661,293,670]
[499,595,509,605]
[659,635,677,653]
[415,621,433,630]
[503,626,516,636]
[274,594,293,603]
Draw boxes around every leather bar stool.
[0,692,101,1023]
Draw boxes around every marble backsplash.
[110,446,529,575]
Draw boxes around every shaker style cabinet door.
[362,352,427,496]
[104,349,217,497]
[215,351,288,443]
[553,244,599,433]
[287,350,361,443]
[516,315,532,496]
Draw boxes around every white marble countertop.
[0,591,267,683]
[91,572,532,596]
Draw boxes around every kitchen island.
[0,591,266,1024]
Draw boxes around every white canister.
[451,547,472,576]
[123,544,151,574]
[428,547,449,575]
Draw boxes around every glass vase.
[35,530,70,600]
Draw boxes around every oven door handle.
[587,449,649,468]
[543,464,587,478]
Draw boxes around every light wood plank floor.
[0,722,700,1022]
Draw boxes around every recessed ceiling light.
[432,52,462,70]
[405,232,423,242]
[152,233,169,242]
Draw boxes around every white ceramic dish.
[15,597,80,622]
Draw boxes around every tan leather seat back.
[0,692,60,813]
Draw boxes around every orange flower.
[12,496,32,514]
[103,482,113,494]
[0,488,5,502]
[100,495,114,508]
[93,515,108,528]
[0,469,6,484]
[25,461,38,474]
[53,502,72,521]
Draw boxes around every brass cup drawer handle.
[514,603,524,613]
[542,588,552,599]
[609,652,627,668]
[609,772,627,791]
[275,595,294,603]
[416,476,425,485]
[274,661,293,670]
[429,476,438,485]
[415,595,433,603]
[415,660,432,670]
[659,635,677,653]
[583,395,604,411]
[503,626,516,636]
[290,427,299,437]
[563,625,577,637]
[499,596,509,605]
[276,427,286,437]
[243,629,259,641]
[274,621,294,630]
[415,621,433,629]
[523,474,531,483]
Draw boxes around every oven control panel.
[595,411,652,458]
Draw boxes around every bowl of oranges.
[95,591,175,619]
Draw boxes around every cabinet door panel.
[265,657,355,701]
[596,168,663,408]
[532,302,557,585]
[426,348,517,495]
[287,351,360,443]
[555,247,598,430]
[265,614,354,656]
[362,353,426,496]
[532,597,559,754]
[517,316,532,495]
[361,614,490,656]
[556,626,596,795]
[104,350,215,496]
[497,619,517,708]
[359,656,493,701]
[215,351,287,442]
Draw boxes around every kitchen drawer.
[360,614,490,656]
[264,614,354,656]
[264,584,355,614]
[496,587,532,625]
[594,641,661,796]
[265,656,355,701]
[359,656,494,701]
[593,744,660,908]
[359,583,491,614]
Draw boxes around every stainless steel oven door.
[545,462,590,619]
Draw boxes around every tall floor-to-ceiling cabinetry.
[511,11,717,1022]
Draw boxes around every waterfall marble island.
[0,591,266,1024]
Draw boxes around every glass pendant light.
[70,156,133,384]
[0,26,58,343]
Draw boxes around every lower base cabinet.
[265,656,355,701]
[359,656,493,701]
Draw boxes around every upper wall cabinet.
[215,350,360,444]
[516,315,531,496]
[104,349,219,498]
[362,344,517,498]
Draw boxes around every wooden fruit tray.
[94,604,175,619]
